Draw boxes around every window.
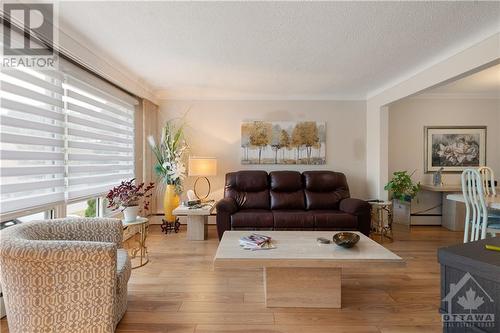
[17,210,52,222]
[0,68,66,215]
[1,209,53,230]
[0,48,137,219]
[64,68,135,202]
[67,199,97,218]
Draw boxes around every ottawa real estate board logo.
[2,2,58,69]
[442,272,495,329]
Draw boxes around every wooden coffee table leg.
[264,267,341,308]
[186,215,208,240]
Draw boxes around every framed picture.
[241,121,326,165]
[424,126,487,173]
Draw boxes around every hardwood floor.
[1,224,462,332]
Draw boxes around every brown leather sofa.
[216,170,371,240]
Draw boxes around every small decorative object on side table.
[122,217,149,269]
[368,200,394,243]
[173,203,215,240]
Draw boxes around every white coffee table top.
[173,203,215,216]
[214,231,404,269]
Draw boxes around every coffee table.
[214,231,404,308]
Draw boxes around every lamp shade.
[188,157,217,177]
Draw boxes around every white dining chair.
[478,166,497,196]
[462,168,500,243]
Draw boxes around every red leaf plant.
[107,178,155,212]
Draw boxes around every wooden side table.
[122,217,149,269]
[172,204,215,240]
[369,201,393,243]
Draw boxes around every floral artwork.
[425,127,486,172]
[241,121,326,165]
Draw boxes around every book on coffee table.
[239,233,276,250]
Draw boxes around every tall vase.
[163,184,180,222]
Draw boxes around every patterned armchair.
[0,218,131,333]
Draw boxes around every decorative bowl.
[332,232,360,248]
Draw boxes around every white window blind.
[1,68,66,214]
[64,71,135,200]
[0,59,137,216]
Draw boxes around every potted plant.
[384,170,420,202]
[148,118,188,223]
[384,171,420,225]
[106,179,155,222]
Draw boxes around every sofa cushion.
[235,170,269,191]
[231,210,274,228]
[305,191,346,210]
[270,171,302,191]
[303,171,348,192]
[303,171,350,210]
[270,190,305,210]
[225,171,270,209]
[311,210,358,229]
[273,210,314,229]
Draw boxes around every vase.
[123,205,139,222]
[163,184,180,222]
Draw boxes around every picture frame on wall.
[241,121,326,165]
[424,126,487,173]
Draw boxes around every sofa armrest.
[216,197,238,214]
[339,198,371,236]
[216,197,238,240]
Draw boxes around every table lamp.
[188,156,217,200]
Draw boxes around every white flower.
[167,162,186,181]
[147,135,156,148]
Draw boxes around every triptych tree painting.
[241,121,326,165]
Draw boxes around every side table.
[122,217,149,269]
[369,201,393,243]
[172,204,215,240]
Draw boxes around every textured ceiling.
[58,1,500,100]
[421,64,500,98]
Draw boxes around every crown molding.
[411,92,500,100]
[154,89,365,101]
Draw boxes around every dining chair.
[462,168,500,243]
[478,166,500,221]
[478,166,497,196]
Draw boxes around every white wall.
[157,100,368,209]
[366,33,500,199]
[388,97,500,185]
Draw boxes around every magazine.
[239,233,275,250]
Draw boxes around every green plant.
[147,118,188,194]
[84,198,96,217]
[384,170,420,202]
